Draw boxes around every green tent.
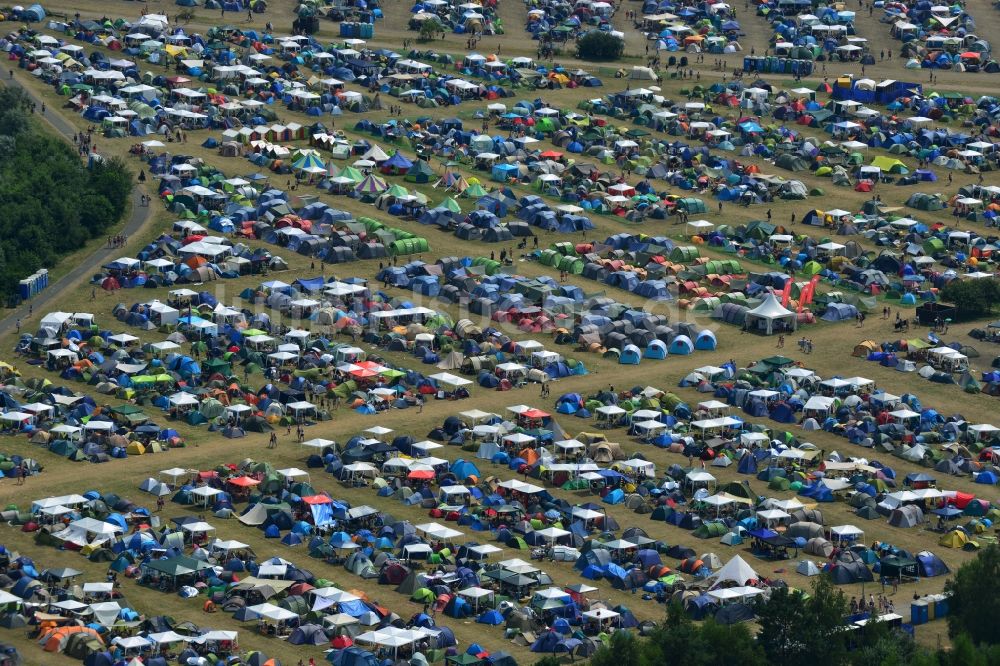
[340,166,363,183]
[203,358,232,376]
[776,154,809,171]
[462,183,488,198]
[676,197,707,214]
[906,193,945,211]
[535,117,556,133]
[405,159,435,183]
[769,477,791,491]
[692,522,728,538]
[801,260,823,275]
[389,237,430,256]
[922,238,944,255]
[669,246,699,262]
[438,197,462,213]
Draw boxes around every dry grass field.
[0,0,998,662]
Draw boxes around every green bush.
[418,18,442,42]
[576,31,625,61]
[0,88,131,298]
[939,278,1000,321]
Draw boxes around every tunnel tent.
[776,154,809,172]
[676,198,707,214]
[389,237,430,256]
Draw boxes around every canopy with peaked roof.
[745,294,796,335]
[706,555,760,589]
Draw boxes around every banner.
[803,275,821,305]
[780,279,793,307]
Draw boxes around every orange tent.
[518,447,540,465]
[228,476,260,487]
[41,626,104,652]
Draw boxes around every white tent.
[745,293,796,335]
[706,554,760,589]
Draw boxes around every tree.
[939,278,1000,321]
[0,87,32,137]
[0,104,132,297]
[590,630,642,666]
[576,31,625,61]
[853,618,922,666]
[418,18,442,42]
[643,603,709,666]
[532,658,562,666]
[698,620,767,666]
[756,577,847,666]
[945,544,1000,644]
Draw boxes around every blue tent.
[669,335,694,355]
[620,345,641,365]
[530,631,562,653]
[915,550,949,577]
[327,647,379,666]
[695,330,717,350]
[451,459,481,481]
[975,470,997,484]
[603,488,625,504]
[645,340,667,359]
[281,532,304,546]
[477,609,504,625]
[737,452,758,474]
[799,482,834,502]
[382,152,414,172]
[822,303,858,322]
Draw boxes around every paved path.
[0,75,153,338]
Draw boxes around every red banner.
[780,280,793,308]
[803,275,821,305]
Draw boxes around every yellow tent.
[126,442,146,456]
[871,156,907,173]
[164,44,188,58]
[938,530,973,549]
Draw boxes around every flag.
[780,279,793,307]
[803,275,821,305]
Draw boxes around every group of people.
[73,129,95,157]
[106,233,129,248]
[850,593,895,616]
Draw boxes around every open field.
[0,0,998,663]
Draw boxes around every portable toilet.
[910,599,928,625]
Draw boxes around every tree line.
[0,87,132,303]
